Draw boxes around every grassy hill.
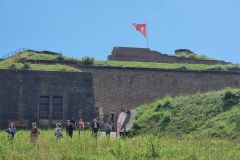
[132,88,240,139]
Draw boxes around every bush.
[22,63,30,70]
[81,56,94,66]
[66,58,79,63]
[177,65,188,70]
[56,54,64,61]
[8,64,16,69]
[155,96,172,111]
[11,53,26,63]
[235,114,240,132]
[226,65,240,72]
[222,89,240,111]
[208,65,226,71]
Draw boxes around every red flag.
[133,23,147,37]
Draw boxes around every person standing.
[66,120,74,138]
[54,123,63,139]
[30,122,40,144]
[79,118,85,131]
[76,118,84,135]
[91,118,100,138]
[104,120,111,137]
[6,122,16,141]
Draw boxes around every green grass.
[95,60,213,70]
[25,52,58,61]
[0,130,240,160]
[96,60,240,72]
[175,51,215,60]
[132,88,240,139]
[29,64,80,72]
[0,52,80,71]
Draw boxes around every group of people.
[6,122,40,143]
[5,118,113,142]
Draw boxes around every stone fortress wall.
[0,69,96,128]
[82,66,240,117]
[108,47,230,65]
[0,47,238,128]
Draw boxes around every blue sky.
[1,0,240,63]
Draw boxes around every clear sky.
[1,0,240,63]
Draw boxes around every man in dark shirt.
[92,118,100,138]
[66,120,74,138]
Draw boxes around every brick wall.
[0,69,96,128]
[83,66,240,116]
[2,65,240,128]
[108,47,229,65]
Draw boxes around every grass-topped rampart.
[1,50,240,72]
[132,88,240,139]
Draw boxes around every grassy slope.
[132,88,240,139]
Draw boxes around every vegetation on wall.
[1,50,240,72]
[0,52,80,71]
[175,50,214,60]
[96,60,240,72]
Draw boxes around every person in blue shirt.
[6,122,16,140]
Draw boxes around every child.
[54,123,63,139]
[66,120,74,138]
[104,120,111,137]
[30,122,40,144]
[79,118,85,131]
[6,122,16,141]
[77,118,85,135]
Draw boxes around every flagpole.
[146,22,149,48]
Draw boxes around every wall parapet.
[108,47,230,65]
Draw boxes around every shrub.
[11,53,26,63]
[81,56,94,66]
[208,65,226,71]
[66,58,79,63]
[56,54,64,61]
[155,96,172,111]
[226,65,240,72]
[177,65,188,70]
[22,63,30,70]
[8,64,16,69]
[222,89,240,111]
[235,114,240,131]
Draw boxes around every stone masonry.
[0,69,96,128]
[82,66,240,117]
[108,47,229,65]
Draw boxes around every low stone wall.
[108,47,229,65]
